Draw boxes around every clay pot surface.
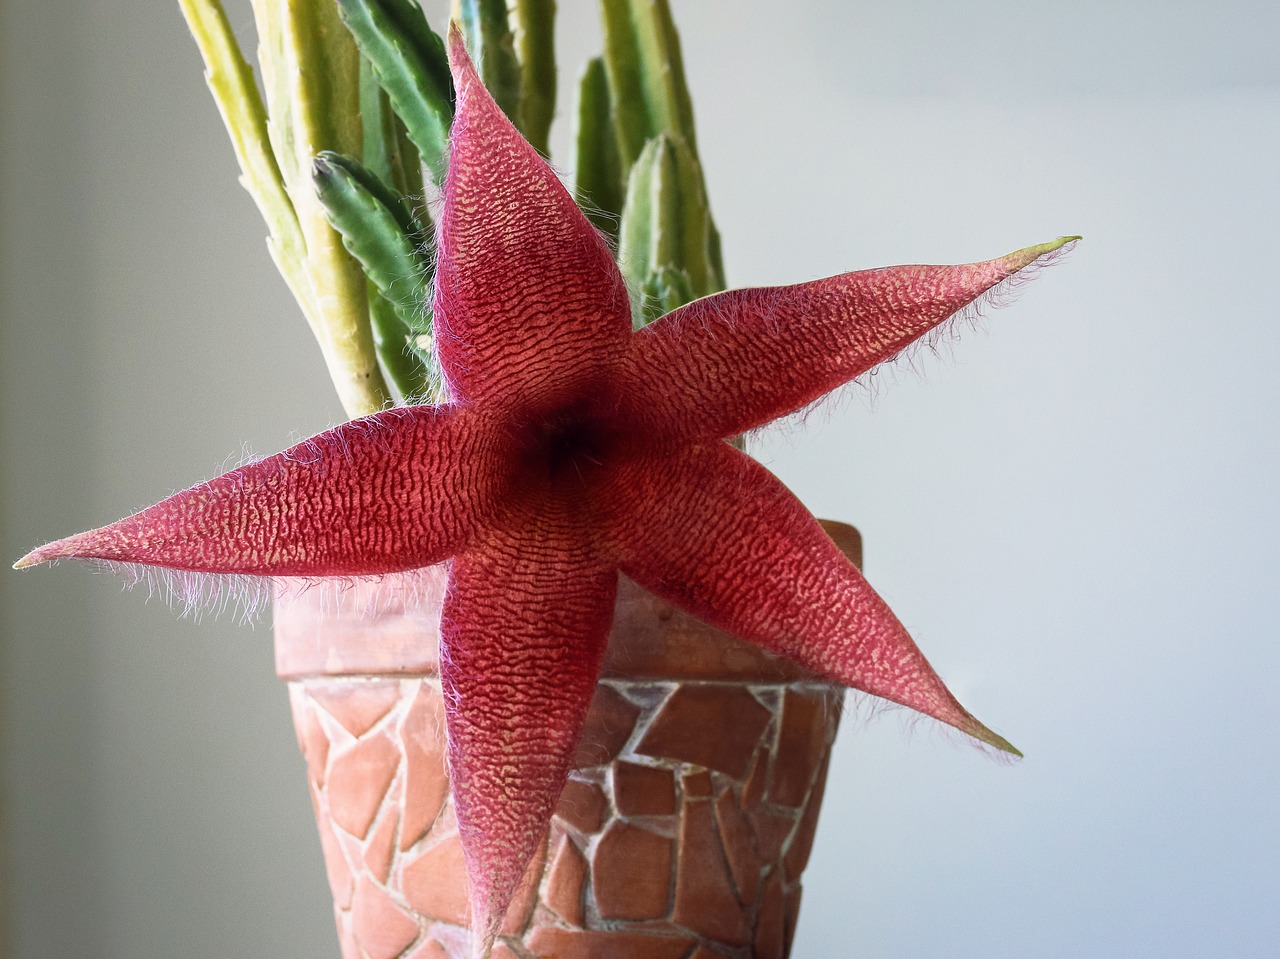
[275,521,860,959]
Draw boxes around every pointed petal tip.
[466,889,504,959]
[13,528,114,570]
[445,20,482,103]
[1045,234,1083,252]
[965,718,1023,759]
[445,19,467,67]
[13,539,72,569]
[1010,234,1082,264]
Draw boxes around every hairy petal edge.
[602,441,1019,755]
[614,237,1079,442]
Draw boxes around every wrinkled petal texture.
[604,441,1015,753]
[441,493,615,950]
[617,243,1068,442]
[17,405,510,575]
[434,27,631,418]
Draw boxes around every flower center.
[535,413,607,483]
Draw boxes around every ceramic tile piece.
[544,835,588,927]
[315,800,356,909]
[309,680,403,737]
[636,685,771,779]
[783,758,830,881]
[740,748,767,811]
[405,937,450,959]
[747,807,796,863]
[713,789,762,906]
[554,778,608,835]
[290,687,332,786]
[351,875,420,959]
[768,688,837,808]
[613,761,677,817]
[752,870,786,959]
[328,731,402,839]
[400,683,450,850]
[525,928,694,959]
[336,909,360,959]
[672,798,750,946]
[402,832,471,925]
[364,808,400,885]
[681,769,713,799]
[573,684,641,767]
[592,821,674,920]
[783,883,803,957]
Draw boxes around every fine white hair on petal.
[837,687,1021,765]
[869,238,1080,388]
[764,239,1080,431]
[90,560,275,623]
[274,565,449,622]
[81,558,449,627]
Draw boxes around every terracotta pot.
[274,521,861,959]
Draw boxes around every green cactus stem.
[618,133,717,326]
[337,0,454,188]
[453,0,522,126]
[574,56,623,236]
[313,152,429,329]
[509,0,557,156]
[597,0,724,313]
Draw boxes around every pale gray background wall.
[2,1,1277,957]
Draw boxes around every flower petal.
[440,494,616,954]
[435,26,631,418]
[14,405,509,576]
[614,237,1077,442]
[603,442,1018,754]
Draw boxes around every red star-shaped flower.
[17,27,1074,955]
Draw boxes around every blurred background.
[2,1,1277,956]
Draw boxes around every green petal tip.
[1026,235,1082,257]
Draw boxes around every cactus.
[573,56,623,236]
[596,0,725,306]
[181,0,722,415]
[312,151,435,400]
[509,0,557,156]
[179,0,391,416]
[336,0,453,187]
[618,133,718,326]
